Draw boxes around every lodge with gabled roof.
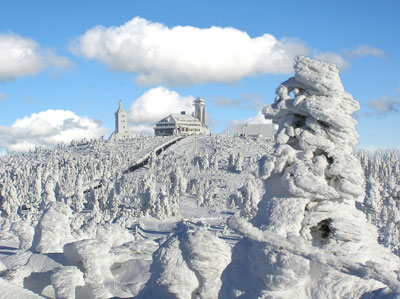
[154,97,210,136]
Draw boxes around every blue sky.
[0,0,399,153]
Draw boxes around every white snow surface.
[0,56,400,298]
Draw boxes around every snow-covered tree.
[223,56,400,298]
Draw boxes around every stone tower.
[115,100,129,134]
[194,96,205,125]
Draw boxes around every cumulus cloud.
[245,111,272,124]
[314,52,350,70]
[343,45,385,59]
[128,86,196,134]
[71,17,309,85]
[0,33,71,81]
[367,96,400,115]
[223,112,272,135]
[0,110,109,153]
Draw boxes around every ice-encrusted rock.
[223,56,400,298]
[51,266,85,299]
[139,228,231,299]
[31,202,74,253]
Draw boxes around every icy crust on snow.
[223,56,400,298]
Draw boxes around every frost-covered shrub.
[169,166,187,195]
[238,177,261,219]
[193,154,209,170]
[228,153,243,172]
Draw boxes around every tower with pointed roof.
[109,100,134,140]
[194,96,205,125]
[115,100,129,135]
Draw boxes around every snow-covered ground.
[1,56,400,298]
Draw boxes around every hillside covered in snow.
[1,56,400,298]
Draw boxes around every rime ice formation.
[50,266,85,299]
[31,202,74,253]
[139,228,231,299]
[222,56,400,298]
[10,220,34,250]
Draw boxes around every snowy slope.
[0,134,274,298]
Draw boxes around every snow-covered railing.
[64,136,185,198]
[124,135,185,173]
[64,179,103,199]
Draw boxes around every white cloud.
[128,86,195,134]
[245,111,272,124]
[343,45,385,59]
[314,52,350,70]
[367,95,400,115]
[71,17,309,85]
[0,33,71,81]
[0,110,109,153]
[0,93,6,102]
[223,112,272,135]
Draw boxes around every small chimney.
[181,111,186,115]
